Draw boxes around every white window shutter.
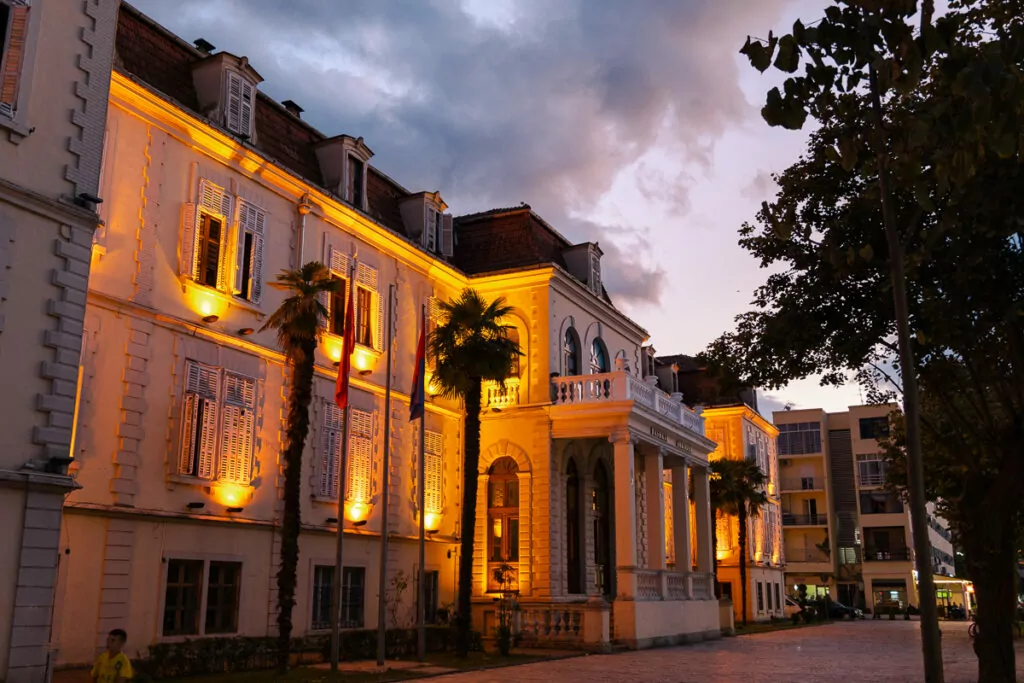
[183,361,221,480]
[180,203,198,277]
[250,235,265,303]
[422,207,434,249]
[226,71,243,133]
[239,79,254,137]
[220,374,256,484]
[424,430,443,514]
[199,179,232,218]
[179,393,199,475]
[440,214,454,257]
[356,264,383,351]
[346,409,373,503]
[235,200,267,302]
[329,246,349,276]
[319,403,344,498]
[196,396,219,480]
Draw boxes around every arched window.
[593,461,612,597]
[488,457,520,565]
[590,338,609,374]
[566,458,583,594]
[505,327,520,378]
[563,328,580,376]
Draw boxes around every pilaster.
[609,431,636,598]
[643,449,665,570]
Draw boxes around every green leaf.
[774,35,801,73]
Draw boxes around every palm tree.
[709,458,769,627]
[261,262,340,672]
[429,289,521,657]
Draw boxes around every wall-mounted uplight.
[346,501,370,523]
[325,517,339,525]
[352,519,368,528]
[226,506,244,514]
[237,327,254,336]
[202,314,220,323]
[424,512,441,534]
[186,502,205,510]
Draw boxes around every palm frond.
[261,262,341,359]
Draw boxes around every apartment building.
[0,1,118,681]
[775,404,957,614]
[45,4,722,666]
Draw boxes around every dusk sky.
[129,0,865,418]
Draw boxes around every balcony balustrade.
[782,513,828,526]
[864,546,912,561]
[780,477,820,492]
[550,371,705,436]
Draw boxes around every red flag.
[334,282,356,409]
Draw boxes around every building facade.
[48,5,721,668]
[700,405,784,623]
[775,404,959,615]
[0,1,118,681]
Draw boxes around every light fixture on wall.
[352,519,367,527]
[202,314,219,323]
[237,328,254,336]
[325,517,339,525]
[226,506,243,513]
[358,369,371,376]
[186,502,205,510]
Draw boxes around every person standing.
[90,629,133,683]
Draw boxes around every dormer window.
[400,192,452,257]
[425,204,446,253]
[314,135,373,211]
[346,155,365,208]
[590,250,601,293]
[224,70,255,137]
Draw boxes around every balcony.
[858,472,886,487]
[785,548,832,563]
[780,477,821,492]
[782,513,828,527]
[550,371,705,436]
[485,379,520,410]
[864,547,912,562]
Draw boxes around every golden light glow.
[323,337,343,363]
[493,518,502,539]
[186,283,229,321]
[352,346,376,372]
[213,483,248,507]
[426,372,441,396]
[345,501,370,523]
[717,549,729,560]
[424,512,441,532]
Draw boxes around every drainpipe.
[296,194,313,268]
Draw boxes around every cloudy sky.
[129,0,864,418]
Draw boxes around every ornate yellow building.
[45,5,724,668]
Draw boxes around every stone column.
[693,464,715,573]
[644,448,665,570]
[671,461,692,574]
[610,431,637,598]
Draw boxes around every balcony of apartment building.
[863,527,913,564]
[859,490,908,528]
[781,491,828,528]
[784,527,833,574]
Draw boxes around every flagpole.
[417,303,427,663]
[330,261,356,672]
[376,285,395,666]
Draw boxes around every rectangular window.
[329,277,347,336]
[424,570,439,624]
[205,561,241,634]
[425,207,439,252]
[179,361,257,484]
[355,286,372,347]
[342,567,365,628]
[777,422,822,455]
[505,327,520,377]
[859,416,890,440]
[774,583,781,612]
[0,0,29,118]
[757,582,765,612]
[311,565,334,631]
[163,560,203,636]
[198,213,224,288]
[347,155,364,207]
[233,200,266,303]
[225,70,254,137]
[424,431,443,518]
[856,455,887,487]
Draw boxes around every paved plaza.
[435,621,1024,683]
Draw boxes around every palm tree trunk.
[456,377,483,657]
[276,340,316,672]
[739,505,748,627]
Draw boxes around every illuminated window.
[424,430,443,518]
[0,0,30,119]
[354,262,382,350]
[346,409,374,505]
[356,286,372,347]
[233,199,266,303]
[488,457,519,564]
[197,213,225,288]
[329,277,347,336]
[322,247,350,336]
[505,327,520,377]
[179,360,256,484]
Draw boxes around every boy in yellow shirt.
[91,629,133,683]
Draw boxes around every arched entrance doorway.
[487,457,520,590]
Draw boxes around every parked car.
[784,596,802,620]
[816,599,864,620]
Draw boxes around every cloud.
[128,0,795,304]
[741,169,778,202]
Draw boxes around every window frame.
[224,69,255,138]
[346,154,366,209]
[589,337,609,374]
[487,461,520,564]
[563,327,580,376]
[859,416,891,440]
[160,555,244,641]
[0,0,34,134]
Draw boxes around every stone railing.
[518,605,584,643]
[634,569,662,601]
[690,573,714,601]
[665,571,689,600]
[485,379,520,410]
[551,371,705,437]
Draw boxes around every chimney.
[282,100,304,118]
[193,38,216,55]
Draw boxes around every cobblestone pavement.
[433,621,1024,683]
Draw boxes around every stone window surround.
[155,552,247,643]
